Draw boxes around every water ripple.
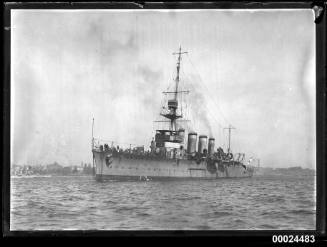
[10,175,315,230]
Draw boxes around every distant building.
[62,166,73,174]
[46,162,63,173]
[287,166,302,171]
[11,162,94,176]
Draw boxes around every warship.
[92,46,255,181]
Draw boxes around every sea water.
[10,175,315,230]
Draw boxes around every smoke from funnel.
[188,75,214,137]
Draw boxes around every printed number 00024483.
[272,235,315,243]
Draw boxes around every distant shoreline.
[254,166,315,177]
[253,173,316,177]
[11,174,93,178]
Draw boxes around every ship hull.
[94,174,254,181]
[93,150,254,181]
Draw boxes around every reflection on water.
[10,175,315,230]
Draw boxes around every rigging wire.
[179,71,200,132]
[179,69,191,132]
[188,82,224,130]
[181,69,225,130]
[180,75,227,148]
[180,68,224,129]
[232,128,242,153]
[185,53,231,126]
[185,54,245,153]
[184,54,237,149]
[183,68,227,146]
[157,50,238,151]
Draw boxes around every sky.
[11,9,315,168]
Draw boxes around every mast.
[173,46,187,101]
[224,124,235,154]
[92,118,94,149]
[160,46,188,131]
[92,117,95,176]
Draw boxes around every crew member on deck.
[179,146,184,159]
[203,149,208,158]
[217,147,224,159]
[150,138,156,154]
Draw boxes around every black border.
[3,1,327,243]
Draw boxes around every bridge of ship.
[154,129,185,148]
